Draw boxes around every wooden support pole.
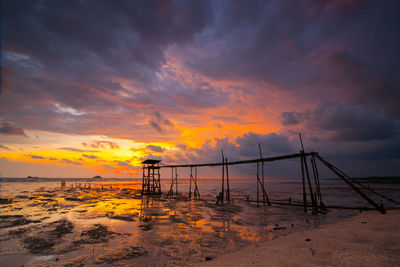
[256,162,260,207]
[299,133,317,213]
[303,153,317,213]
[157,163,161,194]
[225,157,230,203]
[315,154,386,214]
[300,155,307,213]
[167,167,174,197]
[258,144,265,206]
[142,165,145,195]
[311,155,323,205]
[299,133,305,151]
[175,167,178,194]
[150,166,153,194]
[189,166,192,199]
[221,149,225,205]
[194,166,200,199]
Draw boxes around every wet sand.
[1,180,399,266]
[198,209,400,266]
[0,181,360,266]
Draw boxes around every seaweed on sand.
[22,219,74,254]
[95,246,147,264]
[23,236,56,254]
[51,219,74,237]
[0,215,40,228]
[0,198,13,204]
[75,224,119,244]
[107,214,136,221]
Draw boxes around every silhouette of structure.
[140,150,388,214]
[141,159,161,195]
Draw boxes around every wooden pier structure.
[141,150,388,214]
[141,159,161,195]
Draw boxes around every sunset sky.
[1,0,400,178]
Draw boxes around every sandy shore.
[198,209,400,267]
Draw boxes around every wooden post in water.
[189,166,193,199]
[299,133,317,213]
[258,144,265,206]
[141,165,145,195]
[304,154,317,213]
[311,155,324,209]
[194,166,200,199]
[256,162,260,207]
[299,133,308,213]
[175,167,178,194]
[225,157,230,203]
[221,149,225,205]
[167,167,175,197]
[300,154,307,213]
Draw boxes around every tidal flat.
[0,179,397,266]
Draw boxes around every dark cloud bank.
[2,0,400,176]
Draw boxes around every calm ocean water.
[2,177,398,208]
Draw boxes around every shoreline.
[198,209,400,266]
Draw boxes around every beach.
[198,209,400,266]
[0,179,398,266]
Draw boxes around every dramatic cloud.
[147,145,164,153]
[0,122,27,136]
[58,147,99,153]
[1,0,214,139]
[27,154,45,159]
[303,102,399,141]
[88,141,120,149]
[0,145,10,150]
[114,160,132,168]
[82,154,98,159]
[102,164,115,170]
[280,112,305,126]
[1,0,400,177]
[148,111,176,134]
[327,50,400,118]
[61,159,83,165]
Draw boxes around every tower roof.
[141,159,161,164]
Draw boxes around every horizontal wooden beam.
[160,152,316,168]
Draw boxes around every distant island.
[26,176,39,179]
[93,175,102,179]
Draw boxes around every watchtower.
[141,159,161,195]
